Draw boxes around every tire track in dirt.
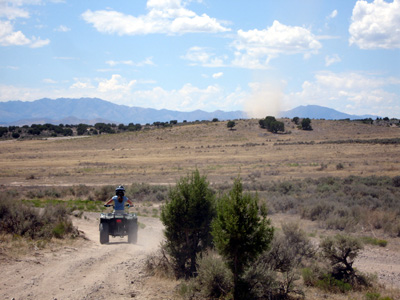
[1,213,165,300]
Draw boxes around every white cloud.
[182,46,226,67]
[0,20,30,46]
[81,0,230,35]
[129,83,244,111]
[0,1,30,20]
[325,54,341,66]
[97,74,136,93]
[106,57,155,67]
[29,36,50,48]
[53,56,76,60]
[212,72,223,79]
[286,71,400,117]
[0,2,50,48]
[70,79,94,89]
[232,20,322,69]
[328,9,338,19]
[349,0,400,49]
[43,78,57,84]
[54,25,70,32]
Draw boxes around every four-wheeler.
[99,204,138,244]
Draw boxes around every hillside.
[1,118,399,186]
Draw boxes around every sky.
[0,0,399,118]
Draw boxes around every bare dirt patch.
[0,213,172,300]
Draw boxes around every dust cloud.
[244,81,284,119]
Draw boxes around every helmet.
[115,185,125,195]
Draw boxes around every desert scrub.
[254,175,400,236]
[361,236,388,247]
[0,197,78,240]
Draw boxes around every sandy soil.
[0,213,172,300]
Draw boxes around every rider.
[104,185,133,213]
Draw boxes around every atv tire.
[100,222,109,244]
[128,222,138,244]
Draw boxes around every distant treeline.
[0,118,221,139]
[1,116,398,140]
[0,122,143,139]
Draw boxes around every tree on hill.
[160,170,215,278]
[227,120,236,130]
[259,116,285,133]
[301,118,313,130]
[212,177,274,299]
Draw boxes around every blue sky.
[0,0,399,118]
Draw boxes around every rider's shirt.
[112,195,128,211]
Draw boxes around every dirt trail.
[1,213,166,300]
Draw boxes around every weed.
[361,236,388,247]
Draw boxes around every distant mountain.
[0,99,380,126]
[278,105,378,120]
[0,98,246,126]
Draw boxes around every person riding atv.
[100,185,138,244]
[104,185,133,212]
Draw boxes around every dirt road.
[1,213,167,300]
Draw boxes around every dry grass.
[0,119,399,187]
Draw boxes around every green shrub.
[144,247,174,279]
[365,292,381,300]
[361,236,388,247]
[161,170,215,278]
[94,185,114,202]
[316,274,352,293]
[0,197,77,240]
[302,267,316,286]
[192,251,233,299]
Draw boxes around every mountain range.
[0,98,378,126]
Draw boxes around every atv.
[99,204,138,244]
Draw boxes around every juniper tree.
[160,170,215,278]
[212,177,274,299]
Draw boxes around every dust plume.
[244,82,284,119]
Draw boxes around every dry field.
[0,119,399,187]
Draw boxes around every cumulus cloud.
[0,20,30,46]
[105,57,155,67]
[287,71,400,117]
[182,46,226,67]
[325,54,341,66]
[82,0,230,35]
[54,25,70,32]
[0,1,30,20]
[0,1,50,47]
[43,78,57,84]
[130,83,245,111]
[97,74,137,93]
[212,72,223,79]
[232,20,322,69]
[328,9,338,19]
[349,0,400,49]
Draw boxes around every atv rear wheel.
[100,222,109,244]
[128,222,138,244]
